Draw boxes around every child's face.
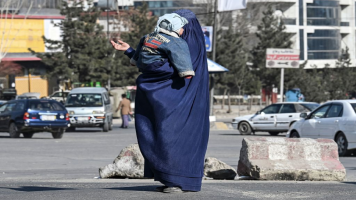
[178,28,184,36]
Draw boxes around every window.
[261,104,282,114]
[29,101,64,111]
[306,0,340,26]
[66,93,103,107]
[21,0,61,9]
[310,105,330,119]
[15,102,25,111]
[300,103,320,111]
[51,92,68,98]
[0,104,7,112]
[325,104,343,118]
[350,103,356,113]
[307,30,340,60]
[280,104,296,113]
[295,104,310,113]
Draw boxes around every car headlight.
[68,111,75,115]
[92,110,105,114]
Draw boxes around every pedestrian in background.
[116,94,132,128]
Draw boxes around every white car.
[48,91,70,103]
[287,100,356,156]
[232,102,319,136]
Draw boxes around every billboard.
[201,26,213,52]
[266,48,300,68]
[0,19,45,53]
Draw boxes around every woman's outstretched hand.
[110,40,130,51]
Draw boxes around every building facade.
[249,0,356,68]
[1,0,63,97]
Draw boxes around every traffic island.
[237,137,346,181]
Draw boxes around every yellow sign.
[0,19,45,53]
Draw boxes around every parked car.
[232,102,320,135]
[16,92,40,100]
[65,87,113,132]
[287,100,356,156]
[47,91,70,103]
[0,99,69,139]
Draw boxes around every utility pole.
[107,0,111,90]
[210,0,218,117]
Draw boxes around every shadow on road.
[219,134,285,137]
[341,182,356,185]
[104,185,157,192]
[0,186,76,192]
[0,136,52,139]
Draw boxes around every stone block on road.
[99,144,145,179]
[237,137,346,181]
[204,157,237,180]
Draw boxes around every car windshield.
[29,100,65,111]
[65,93,103,107]
[300,103,320,111]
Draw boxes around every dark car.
[0,99,69,139]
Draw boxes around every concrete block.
[237,137,346,181]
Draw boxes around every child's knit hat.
[154,13,188,35]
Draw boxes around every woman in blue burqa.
[111,9,209,193]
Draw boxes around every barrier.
[237,137,346,181]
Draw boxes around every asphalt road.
[0,120,355,199]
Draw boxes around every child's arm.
[129,36,146,66]
[111,37,145,66]
[162,39,195,78]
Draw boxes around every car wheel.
[66,127,76,132]
[238,122,252,135]
[23,132,34,138]
[335,133,350,157]
[268,132,280,136]
[9,123,20,138]
[52,129,64,139]
[108,118,113,131]
[290,131,300,138]
[103,120,109,132]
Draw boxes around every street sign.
[266,49,300,68]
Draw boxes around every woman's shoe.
[155,186,168,192]
[163,187,183,193]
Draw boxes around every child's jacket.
[129,30,195,78]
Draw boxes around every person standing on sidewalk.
[110,9,209,193]
[116,94,132,128]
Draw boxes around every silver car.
[65,87,113,132]
[232,102,319,135]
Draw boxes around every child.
[129,13,195,79]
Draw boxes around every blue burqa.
[133,9,210,191]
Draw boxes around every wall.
[15,76,48,97]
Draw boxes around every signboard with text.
[201,26,213,52]
[266,49,300,68]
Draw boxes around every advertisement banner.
[201,26,213,52]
